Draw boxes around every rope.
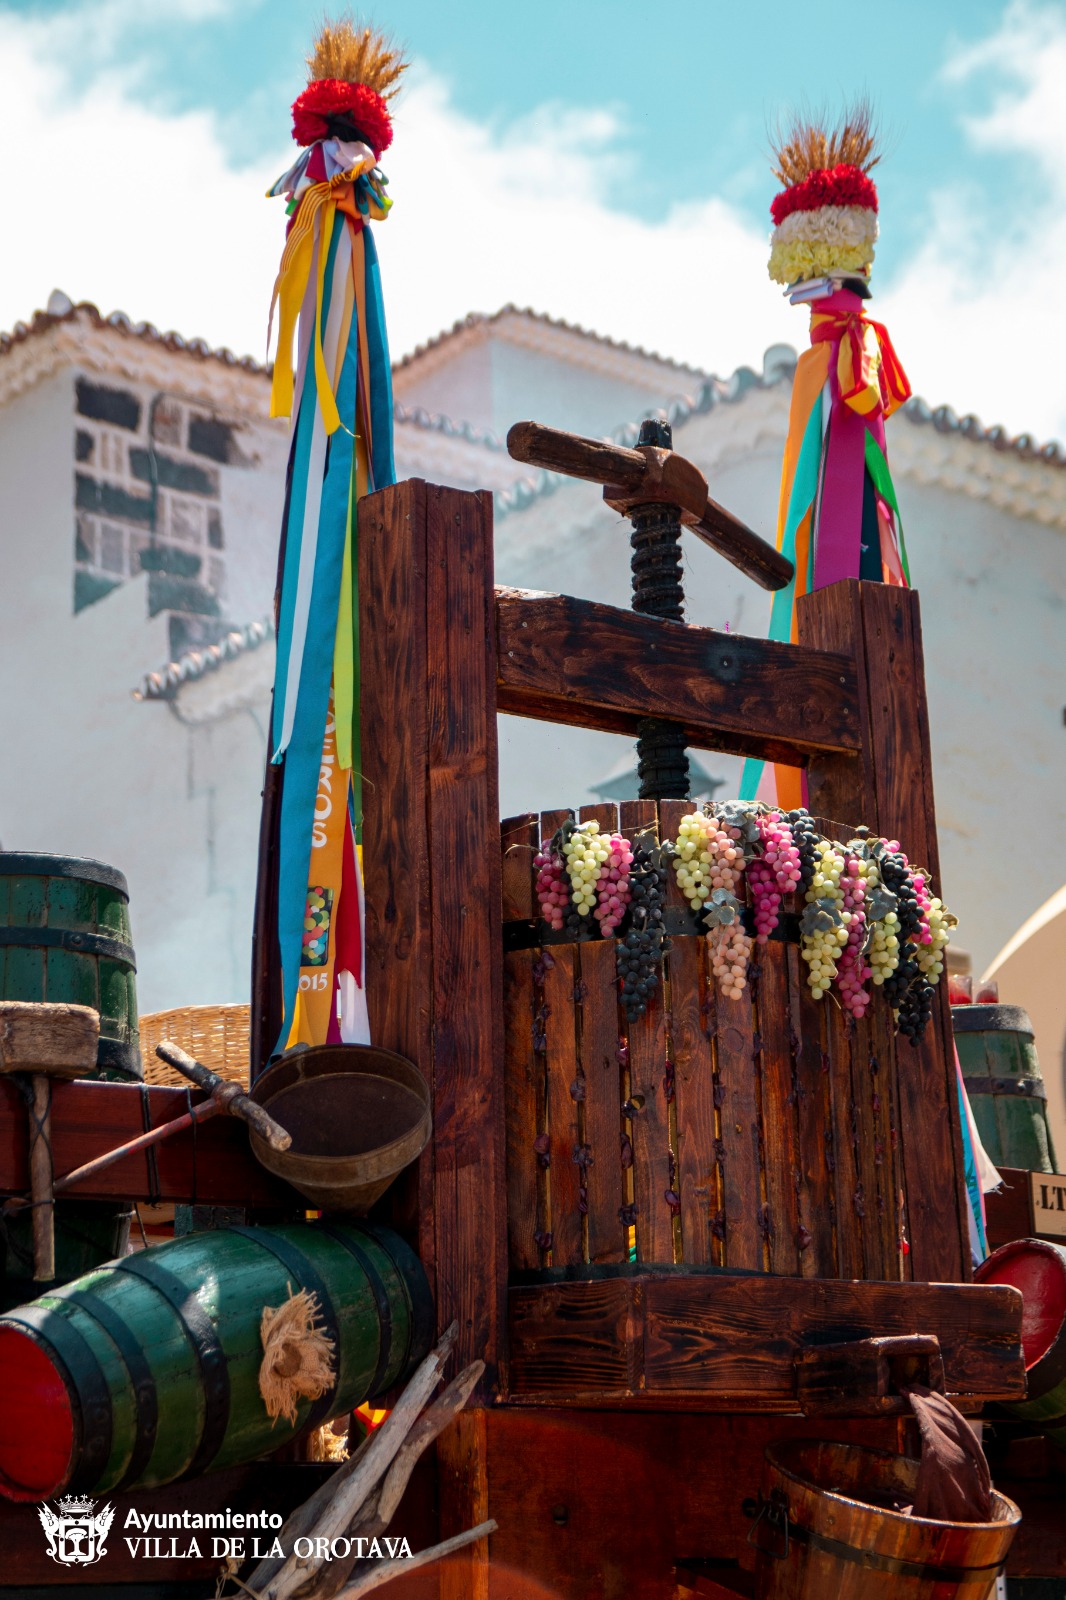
[139,1085,161,1206]
[186,1086,198,1204]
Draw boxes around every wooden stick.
[303,1363,488,1600]
[28,1076,54,1281]
[51,1099,223,1195]
[154,1042,292,1151]
[248,1324,459,1599]
[333,1522,498,1599]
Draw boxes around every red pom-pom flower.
[771,163,878,226]
[291,78,393,157]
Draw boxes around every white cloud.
[879,1,1066,442]
[0,2,794,381]
[4,0,1066,444]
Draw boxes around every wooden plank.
[752,939,801,1275]
[824,999,866,1280]
[423,484,507,1379]
[577,804,626,1266]
[437,1409,490,1600]
[501,814,544,1273]
[496,590,861,764]
[359,479,437,1300]
[659,799,717,1268]
[787,943,836,1278]
[796,580,876,823]
[621,801,676,1265]
[858,583,967,1283]
[0,1077,292,1206]
[542,942,584,1267]
[508,1274,1025,1404]
[483,1409,902,1600]
[712,976,763,1273]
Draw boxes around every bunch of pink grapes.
[748,812,802,944]
[747,857,780,944]
[835,854,873,1019]
[593,832,633,936]
[758,811,803,893]
[534,847,568,930]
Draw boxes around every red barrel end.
[0,1326,73,1501]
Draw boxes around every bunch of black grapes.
[617,842,670,1021]
[786,809,821,892]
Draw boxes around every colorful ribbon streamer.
[740,287,911,804]
[265,140,396,1054]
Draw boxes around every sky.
[3,0,1066,440]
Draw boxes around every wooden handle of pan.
[155,1041,292,1152]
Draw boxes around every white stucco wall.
[2,326,1063,1041]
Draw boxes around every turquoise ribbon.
[739,389,824,801]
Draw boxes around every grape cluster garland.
[533,807,954,1040]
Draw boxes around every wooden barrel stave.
[0,1220,431,1500]
[954,1004,1056,1174]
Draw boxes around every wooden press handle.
[507,420,648,491]
[155,1041,292,1153]
[506,420,793,592]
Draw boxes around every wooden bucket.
[752,1440,1019,1599]
[249,1045,432,1211]
[0,853,140,1080]
[975,1238,1066,1447]
[953,1003,1056,1172]
[0,1219,432,1501]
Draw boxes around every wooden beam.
[507,1273,1024,1405]
[361,481,508,1392]
[495,589,861,763]
[799,581,969,1286]
[0,1078,292,1206]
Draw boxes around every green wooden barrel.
[0,1220,432,1501]
[0,1200,132,1314]
[953,1004,1057,1173]
[0,853,140,1080]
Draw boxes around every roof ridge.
[394,303,709,376]
[135,616,275,701]
[1,300,270,374]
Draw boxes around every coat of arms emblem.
[38,1495,114,1566]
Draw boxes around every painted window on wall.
[73,378,233,629]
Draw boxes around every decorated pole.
[251,20,406,1072]
[741,106,912,808]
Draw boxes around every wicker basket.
[140,1004,251,1089]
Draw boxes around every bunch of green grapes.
[799,839,849,998]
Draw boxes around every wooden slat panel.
[496,590,861,763]
[753,939,801,1275]
[577,804,626,1266]
[787,943,836,1278]
[824,1001,866,1279]
[858,583,967,1283]
[501,813,544,1272]
[866,1004,906,1281]
[542,942,584,1267]
[621,801,676,1266]
[424,484,507,1378]
[659,799,717,1268]
[508,1275,1025,1404]
[713,980,764,1273]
